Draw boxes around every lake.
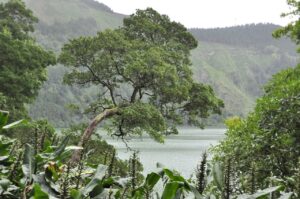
[102,128,226,178]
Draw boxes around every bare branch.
[130,86,140,103]
[116,94,129,103]
[143,91,155,97]
[109,50,135,84]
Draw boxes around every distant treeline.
[190,23,296,54]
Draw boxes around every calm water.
[102,128,226,178]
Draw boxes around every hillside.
[192,40,297,117]
[8,0,296,126]
[190,24,296,54]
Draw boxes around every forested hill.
[12,0,298,127]
[24,0,124,50]
[190,24,298,119]
[190,24,296,54]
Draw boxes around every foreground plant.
[0,111,137,198]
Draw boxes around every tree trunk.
[70,107,119,163]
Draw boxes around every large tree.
[59,8,224,162]
[0,0,55,119]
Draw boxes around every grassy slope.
[25,0,123,28]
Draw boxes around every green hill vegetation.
[1,0,300,198]
[7,0,296,127]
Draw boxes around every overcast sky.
[97,0,293,28]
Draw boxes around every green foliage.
[0,0,37,39]
[20,0,296,127]
[191,24,296,54]
[0,111,201,199]
[2,110,296,198]
[0,0,55,120]
[0,111,133,198]
[59,8,223,141]
[64,124,135,178]
[212,64,300,197]
[273,0,300,51]
[195,152,208,194]
[191,37,297,121]
[210,5,300,190]
[132,166,202,199]
[128,151,144,192]
[193,159,294,199]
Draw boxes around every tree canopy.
[273,0,300,51]
[0,0,55,119]
[59,8,223,161]
[212,0,300,194]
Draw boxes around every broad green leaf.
[3,119,26,129]
[0,179,11,190]
[33,184,49,199]
[52,136,70,158]
[279,192,293,199]
[188,184,203,199]
[70,189,84,199]
[22,144,35,181]
[102,177,114,187]
[89,183,104,198]
[163,168,185,182]
[163,168,175,179]
[251,186,282,198]
[89,175,115,197]
[33,174,59,198]
[132,187,144,199]
[0,141,13,156]
[162,182,179,199]
[82,164,108,195]
[174,189,184,199]
[145,172,161,190]
[237,186,282,199]
[212,163,224,191]
[0,111,8,128]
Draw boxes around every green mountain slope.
[6,0,296,126]
[191,40,297,117]
[25,0,123,25]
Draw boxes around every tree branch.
[83,64,117,106]
[109,50,134,84]
[130,86,140,103]
[70,107,119,163]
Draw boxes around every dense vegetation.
[4,0,294,127]
[211,65,300,197]
[59,7,223,161]
[1,0,300,198]
[0,0,55,120]
[209,0,300,198]
[0,112,295,198]
[190,24,296,54]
